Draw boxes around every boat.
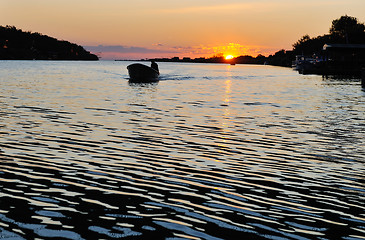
[127,63,159,82]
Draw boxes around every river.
[0,61,364,239]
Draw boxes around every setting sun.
[225,55,234,60]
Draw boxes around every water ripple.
[0,61,364,239]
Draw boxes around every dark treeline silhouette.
[146,50,294,67]
[0,26,98,60]
[148,53,270,65]
[290,15,365,76]
[148,15,365,68]
[292,15,365,56]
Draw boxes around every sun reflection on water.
[1,61,364,240]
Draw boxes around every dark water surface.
[0,61,364,239]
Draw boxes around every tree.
[292,15,365,56]
[293,35,311,49]
[292,35,312,54]
[0,25,98,60]
[329,15,365,43]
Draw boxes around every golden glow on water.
[224,79,232,102]
[222,67,233,130]
[222,78,232,131]
[0,61,364,240]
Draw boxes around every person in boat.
[151,60,159,73]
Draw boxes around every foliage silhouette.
[0,25,98,60]
[293,15,365,55]
[149,15,364,68]
[261,15,365,67]
[330,15,365,43]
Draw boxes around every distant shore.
[0,26,98,61]
[115,51,293,68]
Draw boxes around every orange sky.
[2,0,365,59]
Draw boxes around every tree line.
[150,15,365,67]
[0,25,98,60]
[272,15,365,66]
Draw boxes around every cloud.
[83,44,180,60]
[84,45,174,54]
[83,43,274,60]
[169,43,273,57]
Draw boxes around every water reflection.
[0,61,364,239]
[128,81,159,88]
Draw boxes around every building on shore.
[322,44,365,75]
[293,44,365,76]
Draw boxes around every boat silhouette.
[127,63,159,82]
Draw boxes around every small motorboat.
[127,63,159,82]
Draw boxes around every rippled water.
[0,61,364,239]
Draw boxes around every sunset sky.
[2,0,365,59]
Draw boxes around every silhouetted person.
[151,60,159,73]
